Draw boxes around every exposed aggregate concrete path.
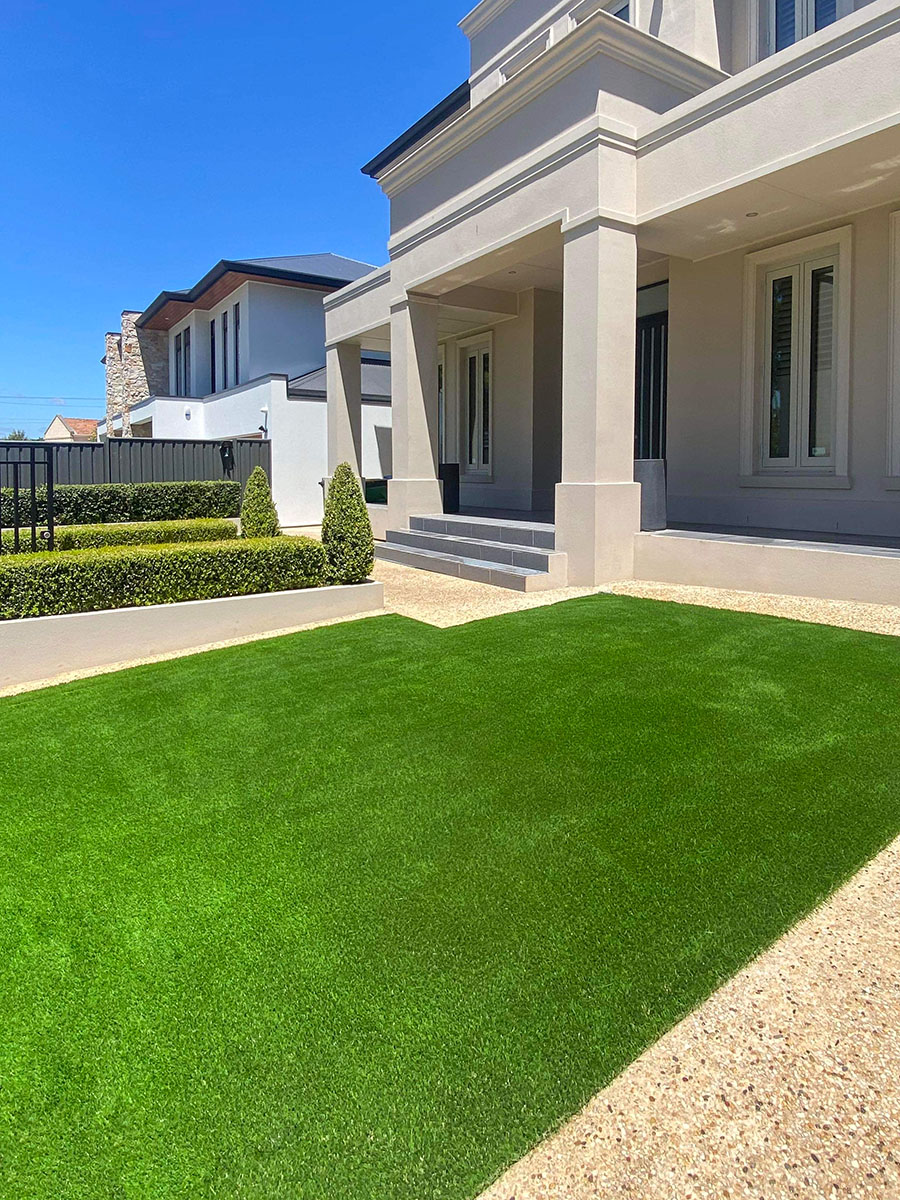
[479,837,900,1200]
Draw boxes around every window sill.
[739,474,851,489]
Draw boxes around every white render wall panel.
[637,4,900,221]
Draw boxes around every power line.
[0,405,102,415]
[0,395,105,402]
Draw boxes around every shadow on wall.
[374,425,393,477]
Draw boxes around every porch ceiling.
[413,225,564,298]
[638,124,900,261]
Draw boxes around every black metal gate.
[635,310,668,461]
[0,446,54,552]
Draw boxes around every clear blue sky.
[0,0,468,437]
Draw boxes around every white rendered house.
[101,255,392,526]
[325,0,900,599]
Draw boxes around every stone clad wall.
[104,311,169,436]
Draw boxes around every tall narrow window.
[233,302,240,386]
[767,273,795,459]
[773,0,795,50]
[760,253,837,470]
[183,326,192,397]
[175,332,183,397]
[769,0,838,52]
[807,264,834,460]
[209,320,217,393]
[462,340,492,472]
[221,310,229,391]
[482,352,491,467]
[467,354,478,468]
[437,357,445,463]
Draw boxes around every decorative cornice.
[387,115,636,259]
[377,10,724,198]
[459,0,519,38]
[637,0,900,155]
[323,266,392,312]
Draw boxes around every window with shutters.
[753,0,852,61]
[458,333,493,476]
[762,256,836,468]
[741,227,850,482]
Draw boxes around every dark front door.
[635,310,668,461]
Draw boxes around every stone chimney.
[104,311,169,436]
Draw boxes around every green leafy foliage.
[321,463,374,584]
[0,480,241,527]
[0,536,327,619]
[240,467,280,539]
[0,518,238,555]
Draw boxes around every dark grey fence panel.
[0,441,105,486]
[0,438,270,489]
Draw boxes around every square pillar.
[555,218,641,585]
[388,296,443,528]
[326,342,362,475]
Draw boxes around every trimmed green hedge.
[322,463,375,584]
[1,518,238,555]
[240,466,280,538]
[0,480,241,527]
[0,537,328,620]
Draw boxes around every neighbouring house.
[100,255,393,526]
[325,0,900,601]
[43,416,99,442]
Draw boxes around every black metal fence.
[0,446,55,552]
[0,437,270,489]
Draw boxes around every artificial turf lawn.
[2,596,900,1199]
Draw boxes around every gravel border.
[608,580,900,637]
[479,836,900,1199]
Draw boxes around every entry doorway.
[635,283,669,461]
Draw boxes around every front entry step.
[375,513,567,591]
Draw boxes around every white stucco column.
[555,218,641,584]
[326,342,362,474]
[388,295,443,528]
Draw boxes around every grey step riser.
[375,544,532,591]
[410,516,555,550]
[386,529,558,572]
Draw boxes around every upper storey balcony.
[460,0,883,96]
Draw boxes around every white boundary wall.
[0,583,384,693]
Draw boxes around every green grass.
[2,595,899,1199]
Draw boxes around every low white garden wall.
[0,582,384,692]
[634,531,900,605]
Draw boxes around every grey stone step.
[386,527,563,573]
[410,514,556,550]
[374,542,563,592]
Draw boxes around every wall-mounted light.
[184,407,192,420]
[258,405,269,436]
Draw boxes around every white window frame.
[751,0,853,62]
[888,211,900,482]
[458,332,493,479]
[740,225,851,486]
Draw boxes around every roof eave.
[137,260,367,329]
[361,82,471,179]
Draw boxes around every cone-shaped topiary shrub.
[240,466,279,538]
[321,463,374,584]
